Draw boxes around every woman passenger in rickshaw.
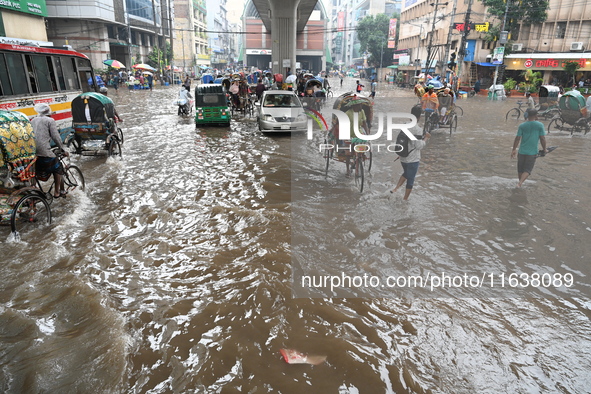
[229,80,240,108]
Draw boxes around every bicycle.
[35,150,85,203]
[505,101,529,121]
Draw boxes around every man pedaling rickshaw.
[422,86,439,124]
[338,99,370,177]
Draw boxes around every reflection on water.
[1,82,590,392]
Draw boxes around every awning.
[387,65,398,69]
[475,62,499,67]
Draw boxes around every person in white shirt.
[390,126,430,200]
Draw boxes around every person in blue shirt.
[511,108,547,188]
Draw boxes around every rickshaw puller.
[31,103,69,198]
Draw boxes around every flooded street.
[2,79,591,392]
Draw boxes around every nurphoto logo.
[308,110,419,153]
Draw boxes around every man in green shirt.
[511,108,547,187]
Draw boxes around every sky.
[226,0,246,25]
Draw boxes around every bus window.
[31,55,55,92]
[25,56,39,93]
[79,71,94,92]
[0,55,13,96]
[54,57,67,90]
[61,57,80,90]
[5,53,28,95]
[76,57,92,70]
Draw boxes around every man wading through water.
[511,108,547,188]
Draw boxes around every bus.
[0,43,97,139]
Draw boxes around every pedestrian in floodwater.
[356,80,364,94]
[370,79,377,99]
[390,126,430,200]
[511,108,547,188]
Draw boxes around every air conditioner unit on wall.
[570,42,584,51]
[512,43,523,52]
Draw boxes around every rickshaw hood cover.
[0,110,36,169]
[559,90,586,111]
[72,92,116,123]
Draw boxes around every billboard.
[492,46,505,65]
[388,18,397,49]
[337,12,345,32]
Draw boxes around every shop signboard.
[521,58,587,70]
[0,0,47,17]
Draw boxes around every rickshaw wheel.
[49,165,85,196]
[245,99,254,117]
[108,139,122,158]
[505,108,521,121]
[10,193,52,236]
[323,139,332,175]
[547,118,564,133]
[63,165,85,193]
[354,155,364,193]
[367,150,372,173]
[455,106,464,116]
[450,114,458,134]
[117,127,124,145]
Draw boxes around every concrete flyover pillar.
[268,0,301,76]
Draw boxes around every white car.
[257,90,308,133]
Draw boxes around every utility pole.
[491,0,510,100]
[379,40,384,80]
[455,0,473,91]
[443,0,458,76]
[425,2,448,76]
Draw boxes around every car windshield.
[263,94,300,107]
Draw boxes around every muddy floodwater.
[2,78,591,393]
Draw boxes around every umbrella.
[142,71,153,76]
[132,63,156,71]
[103,59,125,69]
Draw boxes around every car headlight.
[263,114,276,122]
[296,113,307,121]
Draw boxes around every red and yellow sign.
[523,58,587,69]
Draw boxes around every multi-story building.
[0,0,50,46]
[240,0,328,73]
[329,0,396,71]
[206,0,231,70]
[173,0,209,72]
[503,1,591,86]
[398,0,591,88]
[44,0,173,71]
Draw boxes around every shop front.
[504,53,591,89]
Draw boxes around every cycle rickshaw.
[0,110,51,238]
[425,88,459,135]
[547,90,590,135]
[301,78,326,111]
[323,93,374,192]
[67,92,123,157]
[227,75,255,117]
[537,85,560,120]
